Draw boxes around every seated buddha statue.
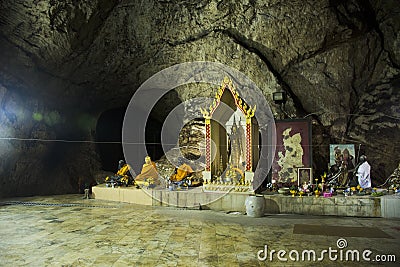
[135,156,160,186]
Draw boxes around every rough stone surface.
[0,82,101,196]
[0,0,399,196]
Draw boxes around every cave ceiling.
[0,0,397,115]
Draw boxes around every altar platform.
[92,184,400,218]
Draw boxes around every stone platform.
[92,184,400,218]
[91,184,152,205]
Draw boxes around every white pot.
[245,195,265,217]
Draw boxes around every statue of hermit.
[228,117,245,170]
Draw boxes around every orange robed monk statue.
[135,156,160,187]
[170,158,194,183]
[105,160,133,187]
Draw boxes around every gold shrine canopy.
[201,77,259,183]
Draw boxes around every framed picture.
[329,144,356,167]
[272,119,312,184]
[329,144,356,186]
[297,168,313,186]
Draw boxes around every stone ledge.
[92,185,400,218]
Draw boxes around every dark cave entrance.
[95,107,164,172]
[95,91,181,171]
[95,107,125,171]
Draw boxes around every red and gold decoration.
[245,107,255,171]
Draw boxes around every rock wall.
[0,0,399,196]
[0,83,102,197]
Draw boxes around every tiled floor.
[0,195,399,266]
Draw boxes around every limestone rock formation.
[0,0,399,196]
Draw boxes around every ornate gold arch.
[200,76,256,120]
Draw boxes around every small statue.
[135,156,160,186]
[170,158,194,183]
[224,164,243,184]
[105,159,132,187]
[227,117,245,170]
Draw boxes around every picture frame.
[328,144,356,187]
[272,119,312,184]
[329,144,356,167]
[297,167,313,186]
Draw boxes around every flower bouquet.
[356,185,365,196]
[370,187,384,197]
[314,188,321,198]
[289,184,298,197]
